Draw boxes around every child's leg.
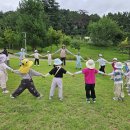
[0,76,8,93]
[114,83,122,100]
[57,78,63,99]
[1,82,9,93]
[37,59,39,65]
[50,78,57,97]
[90,84,96,100]
[11,81,26,97]
[34,59,37,65]
[85,84,91,100]
[27,80,40,97]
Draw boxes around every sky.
[0,0,130,16]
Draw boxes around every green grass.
[0,57,130,130]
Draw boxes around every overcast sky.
[0,0,130,16]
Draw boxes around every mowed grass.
[0,58,130,130]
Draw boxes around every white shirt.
[97,58,108,66]
[31,53,42,59]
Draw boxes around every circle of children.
[0,45,130,103]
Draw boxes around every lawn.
[0,57,130,130]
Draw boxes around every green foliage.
[88,17,124,46]
[70,39,81,51]
[47,27,63,47]
[62,35,71,46]
[17,0,47,49]
[3,28,20,48]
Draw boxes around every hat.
[62,44,65,47]
[99,54,102,57]
[54,58,62,65]
[21,48,25,52]
[19,59,33,74]
[113,58,118,61]
[86,59,95,69]
[115,62,123,69]
[77,52,80,55]
[34,50,38,53]
[0,54,6,64]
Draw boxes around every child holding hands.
[74,59,104,103]
[10,59,44,99]
[107,62,124,101]
[0,54,14,93]
[45,58,73,101]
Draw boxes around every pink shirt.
[82,68,98,84]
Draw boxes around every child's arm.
[74,71,82,74]
[66,71,74,76]
[66,49,73,55]
[4,64,13,72]
[38,54,43,57]
[107,72,114,76]
[42,54,48,57]
[29,54,34,56]
[53,49,61,54]
[45,73,50,77]
[30,69,45,77]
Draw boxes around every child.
[96,54,109,73]
[30,50,42,66]
[15,48,28,65]
[54,44,73,66]
[73,52,85,69]
[0,54,13,93]
[45,58,73,101]
[124,62,130,95]
[107,62,124,101]
[43,51,52,66]
[10,59,44,99]
[74,59,104,103]
[110,58,118,79]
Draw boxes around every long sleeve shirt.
[13,69,43,79]
[97,58,108,66]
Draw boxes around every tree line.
[0,0,130,50]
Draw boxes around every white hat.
[54,58,62,65]
[86,59,95,69]
[115,62,123,69]
[113,58,118,61]
[21,48,25,52]
[99,54,102,57]
[34,50,38,53]
[0,54,6,64]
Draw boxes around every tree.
[16,0,47,49]
[71,39,81,51]
[3,28,20,49]
[62,35,71,46]
[47,27,63,50]
[88,17,124,46]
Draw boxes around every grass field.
[0,56,130,130]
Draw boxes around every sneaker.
[59,98,63,101]
[10,94,15,99]
[49,96,52,100]
[2,90,9,94]
[37,95,43,99]
[92,98,96,103]
[113,97,118,100]
[86,99,90,103]
[118,97,124,101]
